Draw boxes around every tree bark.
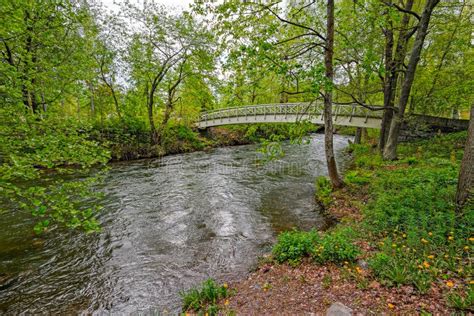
[379,0,415,151]
[145,82,158,145]
[324,0,343,189]
[456,105,473,209]
[354,127,363,144]
[89,82,95,116]
[379,1,395,151]
[383,0,440,160]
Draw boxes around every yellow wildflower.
[421,238,428,244]
[448,236,454,241]
[224,299,230,306]
[469,237,474,242]
[402,234,407,238]
[464,246,469,251]
[469,280,474,285]
[427,255,434,259]
[388,303,395,309]
[446,281,454,288]
[223,283,228,289]
[423,261,430,268]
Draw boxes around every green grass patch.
[180,278,229,315]
[351,132,473,304]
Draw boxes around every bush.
[272,230,320,265]
[162,123,205,153]
[180,278,229,315]
[272,228,360,266]
[312,228,360,264]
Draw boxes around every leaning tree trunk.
[456,105,473,209]
[324,0,343,189]
[383,0,440,160]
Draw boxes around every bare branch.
[384,1,421,20]
[261,2,326,42]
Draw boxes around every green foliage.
[272,230,320,265]
[0,109,110,233]
[272,228,360,266]
[350,133,473,294]
[312,228,360,264]
[162,123,205,153]
[257,134,286,163]
[180,278,229,315]
[344,170,373,185]
[446,287,474,311]
[315,176,332,207]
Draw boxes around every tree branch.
[384,1,421,20]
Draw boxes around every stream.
[0,134,351,314]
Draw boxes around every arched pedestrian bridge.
[197,103,384,129]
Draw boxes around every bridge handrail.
[199,103,383,122]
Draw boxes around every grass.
[271,132,473,311]
[180,278,229,315]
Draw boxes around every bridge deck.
[197,103,384,129]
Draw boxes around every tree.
[383,0,441,160]
[456,105,473,209]
[323,0,343,188]
[124,3,196,144]
[379,0,416,151]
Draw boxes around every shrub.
[272,228,360,266]
[312,228,360,264]
[272,230,320,265]
[180,278,229,315]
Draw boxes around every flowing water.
[0,134,351,314]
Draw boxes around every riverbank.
[94,123,321,161]
[184,132,472,314]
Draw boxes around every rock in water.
[326,302,353,316]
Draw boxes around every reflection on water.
[0,134,351,314]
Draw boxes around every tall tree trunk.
[354,127,362,144]
[324,0,343,189]
[456,105,473,209]
[379,1,395,151]
[146,82,158,145]
[383,0,440,160]
[379,0,415,151]
[89,82,95,116]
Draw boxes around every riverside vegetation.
[1,0,473,313]
[208,132,472,314]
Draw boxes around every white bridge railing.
[199,102,383,125]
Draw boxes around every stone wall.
[399,114,469,141]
